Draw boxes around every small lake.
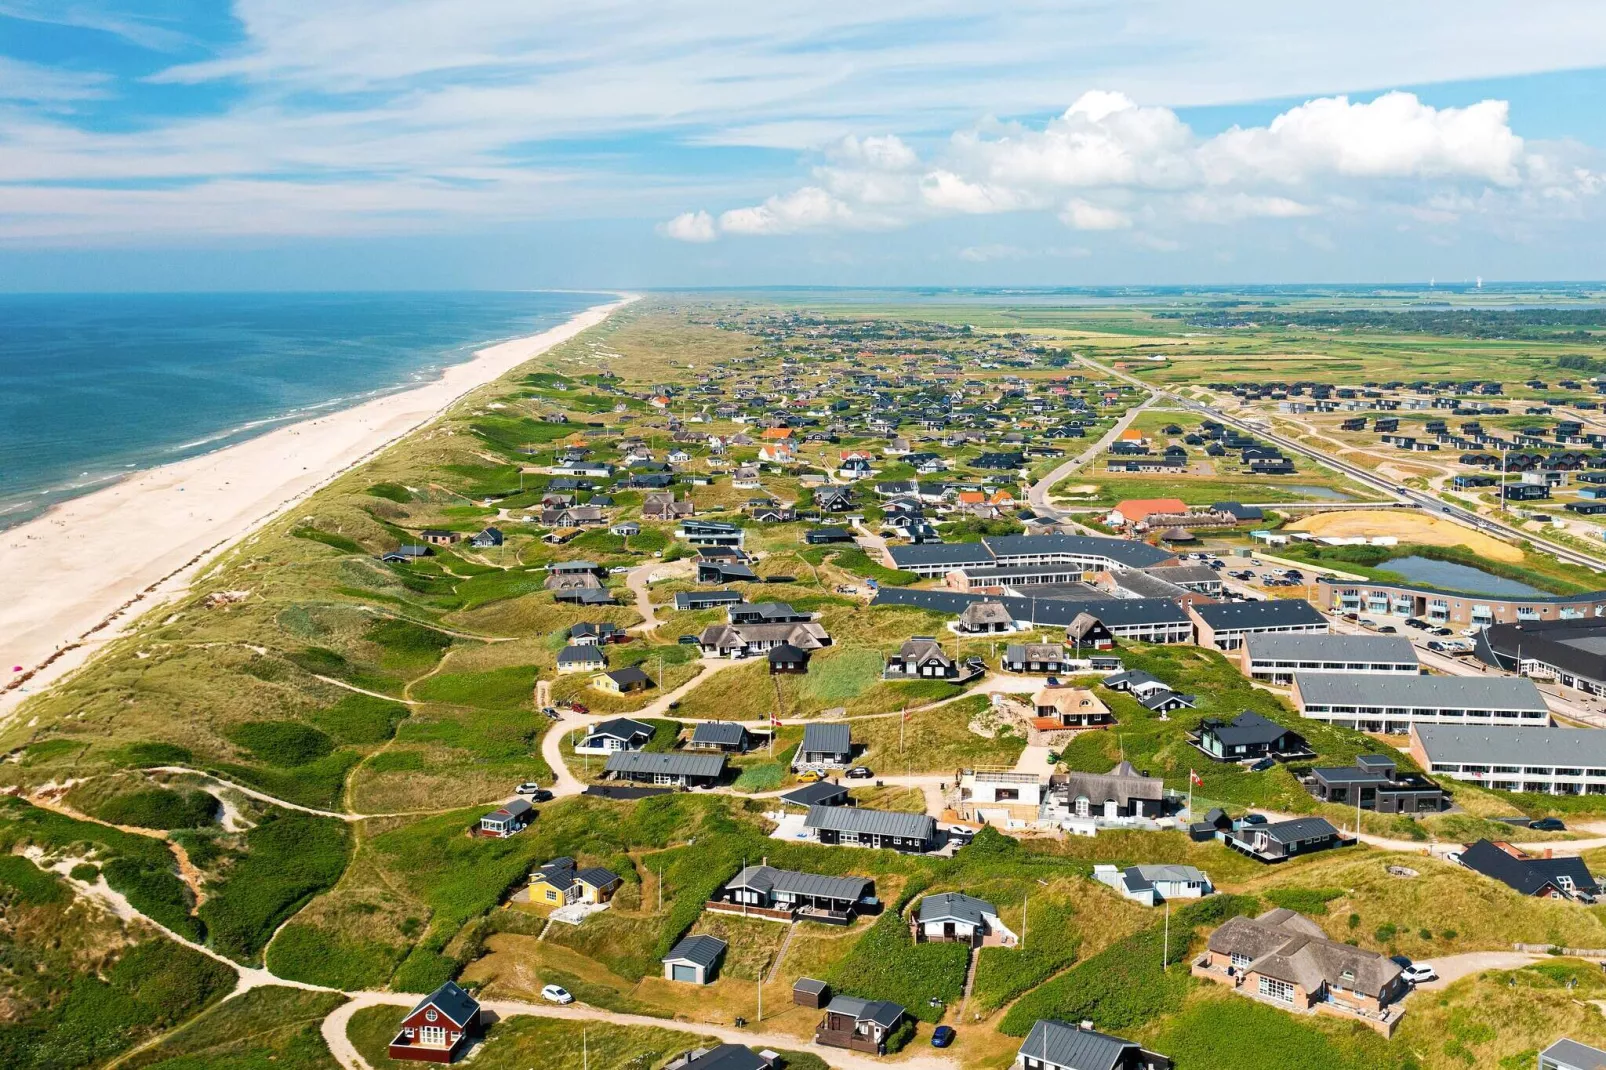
[1284,485,1351,501]
[1383,555,1546,597]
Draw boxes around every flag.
[1189,769,1203,787]
[770,713,783,727]
[902,709,912,721]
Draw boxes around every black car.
[678,634,700,645]
[1530,817,1567,832]
[846,766,874,779]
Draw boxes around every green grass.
[412,665,535,708]
[225,721,335,766]
[197,809,352,964]
[824,911,970,1023]
[970,898,1080,1014]
[119,986,346,1070]
[349,1006,707,1070]
[309,694,410,746]
[96,788,217,831]
[1149,992,1395,1070]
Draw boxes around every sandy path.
[1409,951,1547,991]
[0,294,635,721]
[324,990,959,1070]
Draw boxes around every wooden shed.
[793,977,831,1008]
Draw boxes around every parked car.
[1531,817,1567,832]
[1444,850,1464,867]
[541,984,574,1004]
[1240,813,1268,826]
[796,769,825,783]
[678,634,700,645]
[609,566,634,575]
[566,701,590,715]
[1248,757,1277,773]
[514,782,543,795]
[846,766,874,779]
[931,1027,956,1048]
[1400,964,1438,985]
[1378,625,1398,634]
[1432,626,1454,636]
[1358,618,1377,628]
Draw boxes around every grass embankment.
[118,986,347,1070]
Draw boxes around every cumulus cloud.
[659,210,716,242]
[665,88,1596,244]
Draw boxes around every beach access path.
[0,294,636,723]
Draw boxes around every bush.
[198,810,352,963]
[824,912,969,1023]
[103,857,203,942]
[366,482,413,503]
[114,741,194,768]
[1374,922,1398,943]
[291,527,365,554]
[226,721,335,767]
[1262,886,1343,916]
[310,693,409,745]
[1348,913,1361,929]
[0,855,70,906]
[97,789,216,831]
[68,863,100,884]
[970,900,1081,1013]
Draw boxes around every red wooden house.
[388,981,480,1063]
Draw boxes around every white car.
[1444,850,1464,867]
[1401,964,1438,985]
[541,984,574,1004]
[609,565,634,575]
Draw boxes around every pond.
[1383,555,1547,598]
[1284,485,1351,501]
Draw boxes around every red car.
[567,702,589,715]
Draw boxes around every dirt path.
[23,788,211,906]
[324,990,961,1070]
[625,559,693,634]
[143,766,457,823]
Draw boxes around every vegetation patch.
[225,721,336,767]
[824,911,970,1023]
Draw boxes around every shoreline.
[0,293,636,719]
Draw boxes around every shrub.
[971,900,1080,1013]
[114,741,195,768]
[1374,922,1398,943]
[198,810,352,963]
[68,862,100,884]
[0,855,70,905]
[291,526,365,554]
[103,857,203,942]
[226,721,335,767]
[366,482,413,503]
[1262,886,1344,916]
[310,693,410,745]
[1441,928,1458,940]
[97,788,217,831]
[824,912,969,1023]
[1348,913,1361,929]
[1419,927,1433,941]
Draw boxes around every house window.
[1230,952,1251,970]
[1258,976,1295,1004]
[420,1025,448,1046]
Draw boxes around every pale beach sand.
[0,293,635,718]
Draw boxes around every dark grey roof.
[604,665,653,687]
[1261,816,1340,844]
[982,533,1175,568]
[916,891,996,926]
[886,542,993,569]
[1202,711,1301,747]
[1462,839,1598,897]
[1192,599,1327,630]
[675,590,745,610]
[575,866,621,888]
[407,981,479,1028]
[1245,632,1417,663]
[779,781,849,807]
[805,804,934,841]
[691,721,749,746]
[605,751,726,778]
[726,865,872,902]
[683,1045,769,1070]
[664,934,727,968]
[1019,1019,1146,1070]
[800,722,852,755]
[1415,723,1606,767]
[1294,672,1547,711]
[823,995,905,1030]
[585,717,653,741]
[557,645,606,665]
[1541,1039,1606,1070]
[793,977,830,996]
[871,587,1189,629]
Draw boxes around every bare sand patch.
[1289,509,1521,563]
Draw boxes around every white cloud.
[668,88,1599,244]
[659,209,716,242]
[1059,198,1132,230]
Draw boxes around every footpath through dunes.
[0,295,635,723]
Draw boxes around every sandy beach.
[0,293,634,718]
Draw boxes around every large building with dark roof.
[1315,575,1606,628]
[871,588,1193,644]
[887,533,1176,580]
[1409,722,1606,795]
[1188,599,1328,651]
[1240,632,1418,685]
[1479,618,1606,698]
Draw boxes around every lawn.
[119,986,346,1070]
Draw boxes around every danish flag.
[1189,769,1204,787]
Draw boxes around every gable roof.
[725,865,872,902]
[406,981,479,1028]
[663,934,727,968]
[1019,1019,1148,1070]
[683,1045,770,1070]
[1208,908,1401,998]
[1461,838,1596,897]
[804,804,934,841]
[1192,599,1327,630]
[823,995,905,1029]
[800,722,851,755]
[585,717,652,741]
[1201,711,1300,747]
[691,721,748,747]
[604,751,727,779]
[916,891,997,926]
[779,781,850,807]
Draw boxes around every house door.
[672,964,699,983]
[943,922,956,939]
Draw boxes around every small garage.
[661,934,727,986]
[793,978,831,1008]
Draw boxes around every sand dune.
[0,294,635,719]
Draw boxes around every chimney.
[762,856,768,867]
[1079,1020,1094,1032]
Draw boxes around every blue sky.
[3,2,1606,289]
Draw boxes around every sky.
[4,1,1606,290]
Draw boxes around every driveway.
[1409,951,1547,991]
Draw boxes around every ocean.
[0,290,609,528]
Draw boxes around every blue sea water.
[0,291,609,528]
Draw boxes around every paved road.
[1410,951,1547,991]
[1026,393,1156,520]
[323,990,960,1070]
